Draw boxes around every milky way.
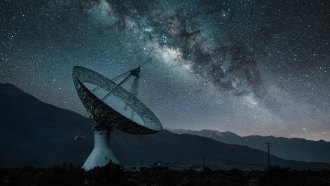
[1,0,330,140]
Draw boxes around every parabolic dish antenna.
[72,66,162,170]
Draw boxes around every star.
[0,0,330,141]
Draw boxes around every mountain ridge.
[170,128,330,164]
[0,83,329,170]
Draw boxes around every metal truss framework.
[72,66,162,134]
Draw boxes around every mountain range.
[0,83,329,170]
[170,129,330,164]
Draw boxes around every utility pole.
[202,156,205,170]
[266,142,271,170]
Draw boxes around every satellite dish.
[72,66,162,170]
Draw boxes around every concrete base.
[82,130,119,170]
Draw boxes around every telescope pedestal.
[82,130,119,170]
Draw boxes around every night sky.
[1,0,330,141]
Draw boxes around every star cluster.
[1,0,330,140]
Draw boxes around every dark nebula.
[1,0,330,140]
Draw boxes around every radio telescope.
[72,66,162,170]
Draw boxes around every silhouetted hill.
[0,83,329,170]
[0,83,92,167]
[111,130,330,170]
[170,129,330,164]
